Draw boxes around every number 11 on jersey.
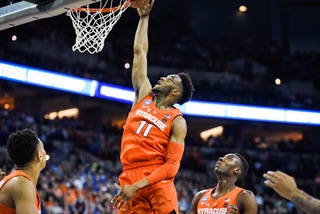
[136,121,154,137]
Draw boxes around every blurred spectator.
[0,108,319,213]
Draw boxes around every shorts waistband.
[123,160,165,170]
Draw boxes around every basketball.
[129,0,150,8]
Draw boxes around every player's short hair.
[177,73,195,105]
[234,153,249,177]
[7,129,40,167]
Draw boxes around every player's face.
[152,74,182,95]
[37,139,47,170]
[214,154,240,175]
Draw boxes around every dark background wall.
[152,0,320,54]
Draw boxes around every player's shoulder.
[131,93,153,110]
[236,189,258,213]
[137,92,153,103]
[237,189,256,203]
[240,189,255,196]
[171,116,187,135]
[172,115,186,126]
[192,189,209,205]
[194,189,209,199]
[5,176,34,192]
[191,189,211,214]
[137,93,153,105]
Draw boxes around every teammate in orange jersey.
[191,153,257,214]
[111,0,194,213]
[0,129,47,214]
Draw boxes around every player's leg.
[118,169,154,213]
[142,177,178,214]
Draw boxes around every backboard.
[0,0,103,31]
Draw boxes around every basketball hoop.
[67,0,130,54]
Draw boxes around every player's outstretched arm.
[264,170,320,214]
[131,0,155,108]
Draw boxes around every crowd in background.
[1,109,320,213]
[0,9,320,110]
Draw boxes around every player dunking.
[191,153,257,214]
[111,1,194,213]
[0,129,47,214]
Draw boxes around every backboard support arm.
[0,0,102,30]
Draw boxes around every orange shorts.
[118,164,178,214]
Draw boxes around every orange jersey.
[0,170,41,214]
[197,187,244,214]
[120,95,182,166]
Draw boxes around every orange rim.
[70,1,130,13]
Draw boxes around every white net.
[67,0,130,54]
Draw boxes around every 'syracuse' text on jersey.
[197,187,244,214]
[0,170,41,214]
[121,95,182,166]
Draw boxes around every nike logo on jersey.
[161,180,170,184]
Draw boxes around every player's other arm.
[131,1,154,108]
[8,177,39,214]
[145,116,186,184]
[236,190,258,214]
[126,116,186,187]
[288,190,320,214]
[190,190,207,214]
[264,170,320,214]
